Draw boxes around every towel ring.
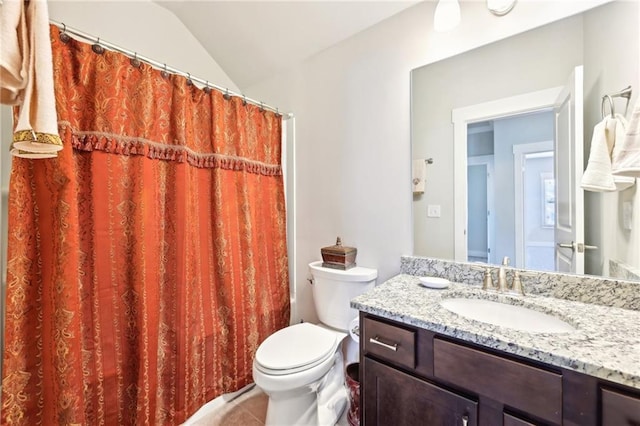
[601,95,615,119]
[601,86,633,119]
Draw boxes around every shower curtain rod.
[50,20,293,119]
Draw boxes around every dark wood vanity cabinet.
[360,312,640,426]
[365,357,478,426]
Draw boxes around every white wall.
[245,1,609,323]
[582,1,640,276]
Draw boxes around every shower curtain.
[1,26,290,425]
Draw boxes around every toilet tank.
[308,261,377,331]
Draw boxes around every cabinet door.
[364,357,477,426]
[503,413,536,426]
[601,388,640,425]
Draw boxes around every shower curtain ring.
[204,80,211,94]
[161,64,169,79]
[92,37,105,54]
[242,95,247,106]
[130,52,141,68]
[187,72,193,86]
[59,23,70,43]
[224,88,231,100]
[259,102,265,112]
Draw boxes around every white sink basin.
[440,298,576,333]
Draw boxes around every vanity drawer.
[433,338,562,425]
[601,387,640,425]
[363,317,415,370]
[503,413,536,426]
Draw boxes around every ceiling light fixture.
[434,0,461,32]
[487,0,517,16]
[434,0,517,33]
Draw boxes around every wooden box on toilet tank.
[321,237,357,270]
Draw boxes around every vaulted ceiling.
[156,1,418,90]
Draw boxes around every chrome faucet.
[497,256,509,292]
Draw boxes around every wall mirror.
[411,0,640,280]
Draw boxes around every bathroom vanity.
[352,260,640,426]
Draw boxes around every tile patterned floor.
[186,385,351,426]
[188,386,268,426]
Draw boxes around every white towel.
[412,159,426,194]
[10,146,56,159]
[1,0,62,155]
[612,98,640,177]
[610,115,635,190]
[0,0,28,105]
[581,117,616,192]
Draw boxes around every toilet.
[253,261,377,426]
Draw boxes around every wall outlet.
[427,204,441,218]
[623,201,633,230]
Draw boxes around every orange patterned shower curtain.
[1,26,290,425]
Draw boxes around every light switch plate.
[427,204,441,218]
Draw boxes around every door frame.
[451,87,562,261]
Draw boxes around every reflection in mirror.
[466,111,555,272]
[411,0,640,281]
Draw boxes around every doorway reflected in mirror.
[466,111,556,271]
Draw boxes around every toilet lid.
[255,323,338,371]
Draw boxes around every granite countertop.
[351,274,640,389]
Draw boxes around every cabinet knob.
[369,336,398,352]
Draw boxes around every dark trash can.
[345,362,360,426]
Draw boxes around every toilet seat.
[255,323,338,376]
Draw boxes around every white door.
[467,156,494,264]
[554,66,585,274]
[513,142,554,269]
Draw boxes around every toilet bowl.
[253,261,377,426]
